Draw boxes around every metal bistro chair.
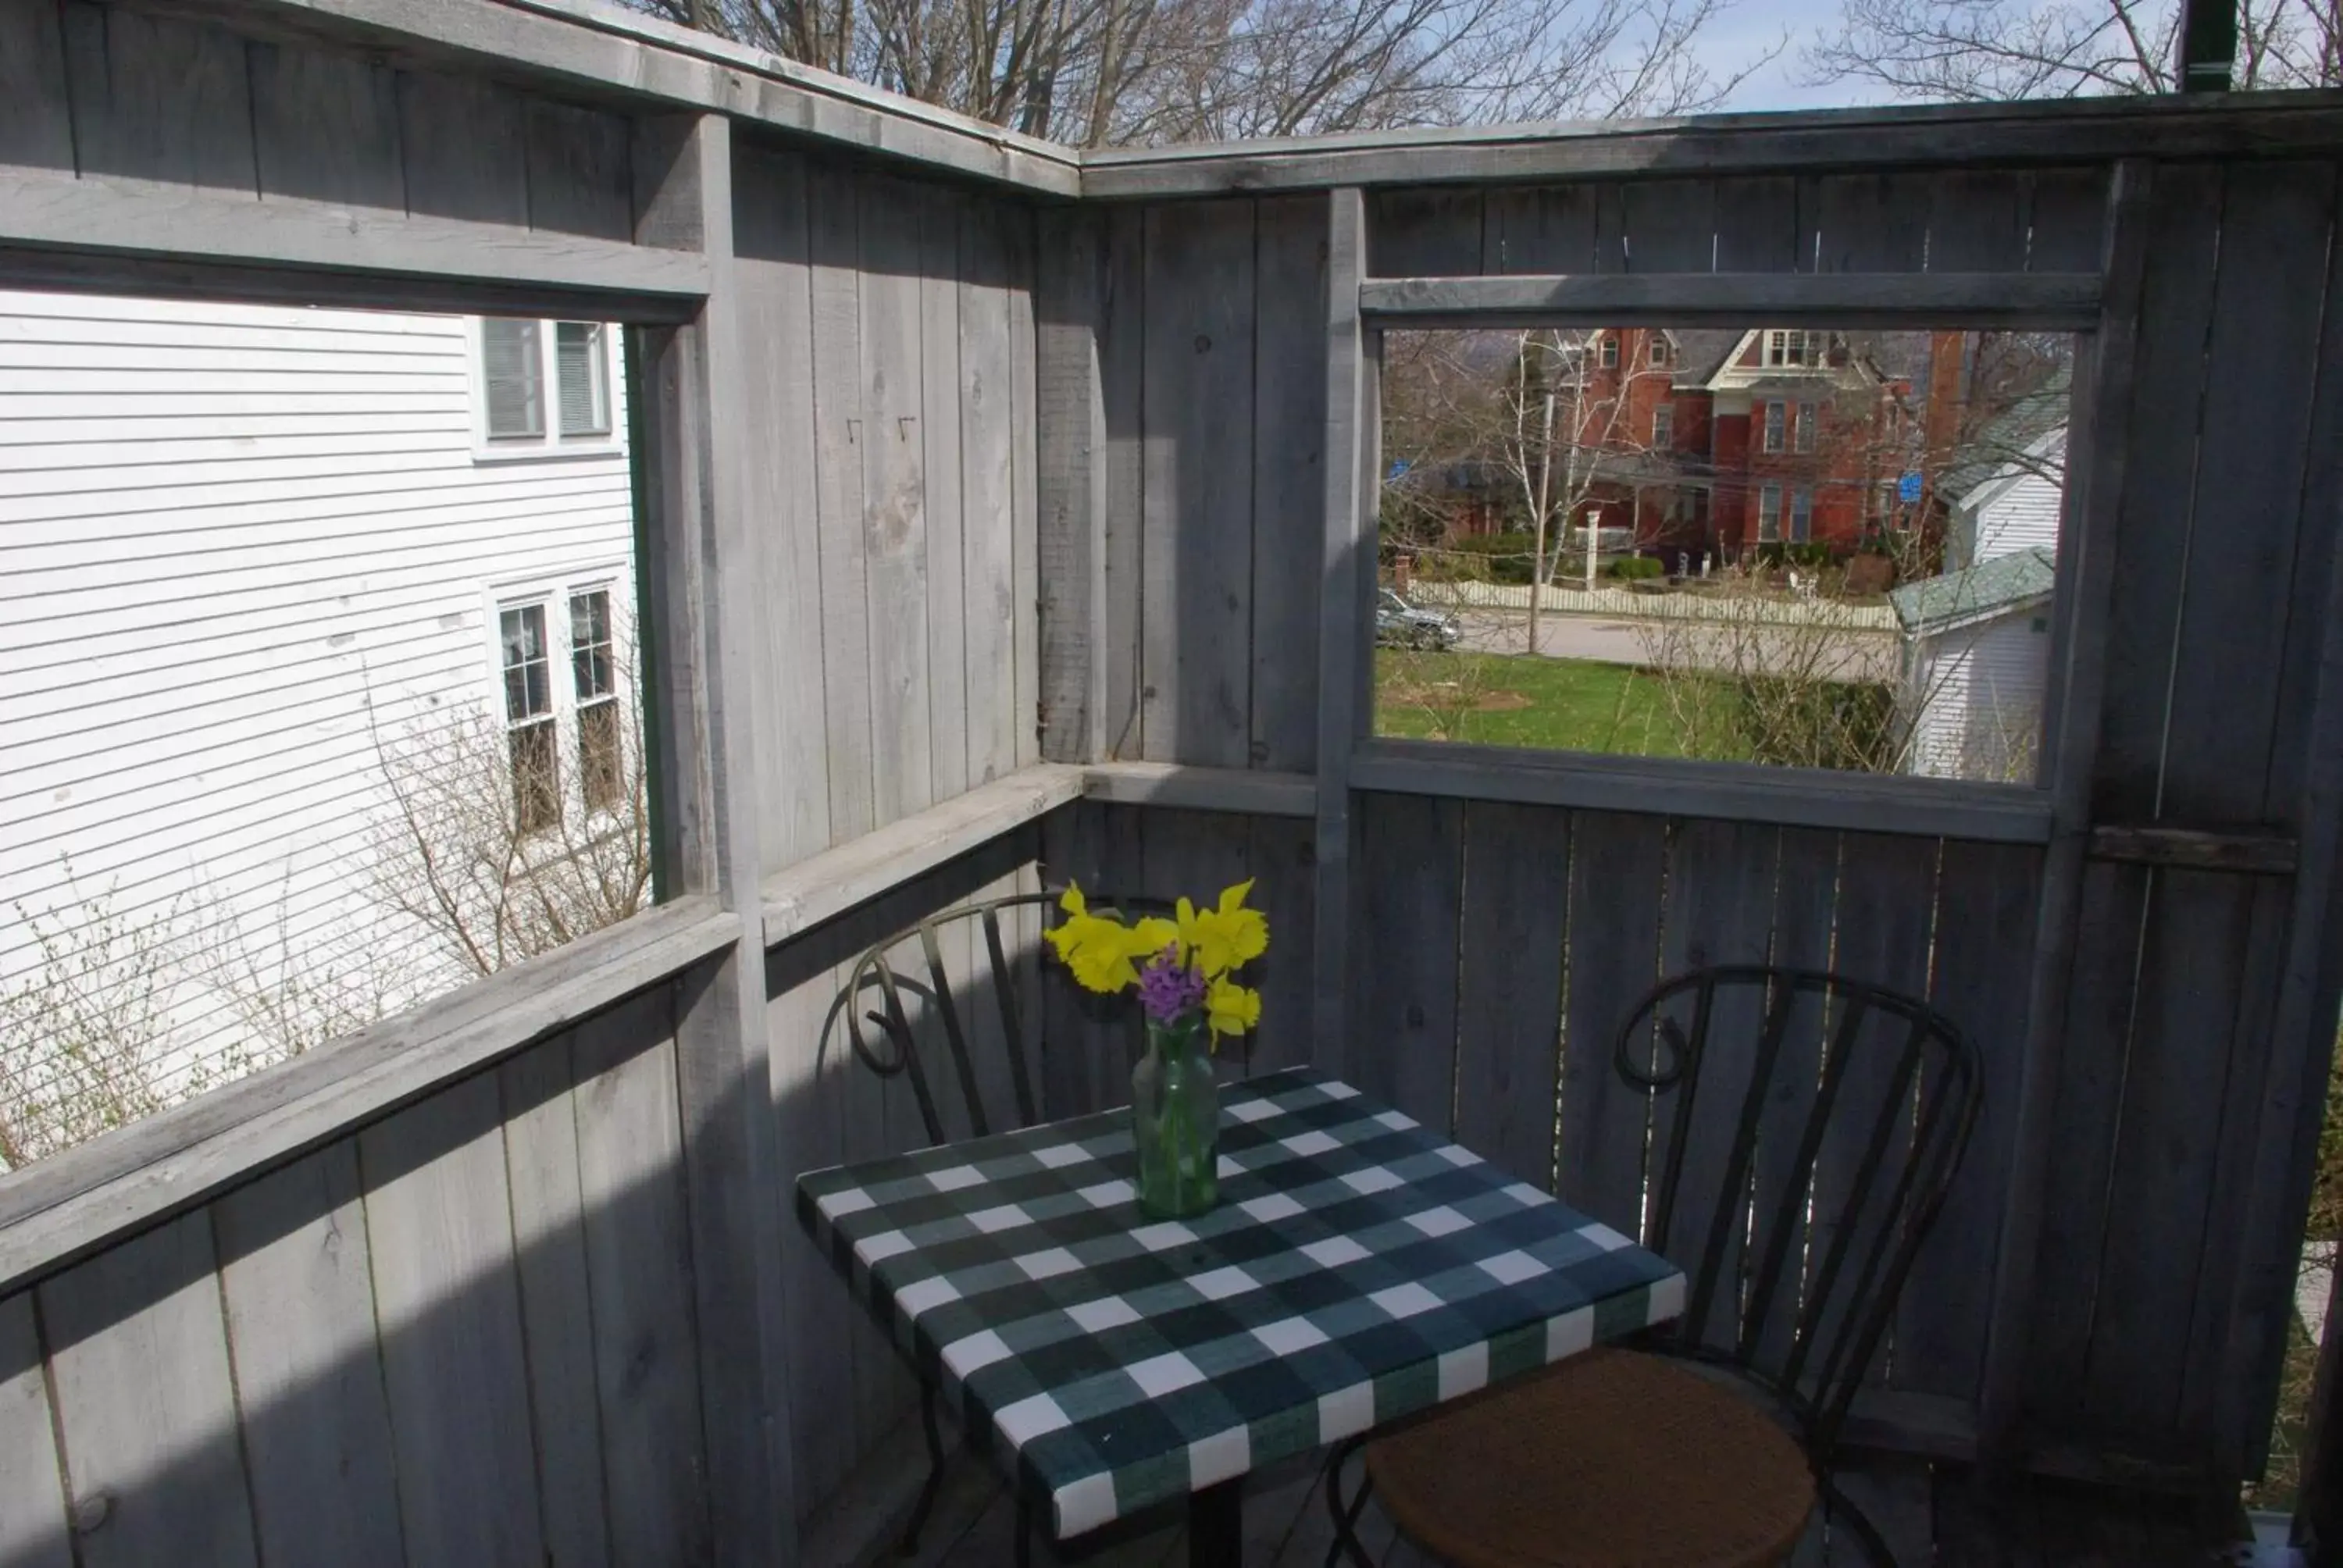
[825,886,1172,1558]
[1326,965,1984,1568]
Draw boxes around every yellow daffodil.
[1045,886,1182,994]
[1178,879,1271,978]
[1206,975,1261,1040]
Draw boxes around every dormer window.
[1764,330,1819,368]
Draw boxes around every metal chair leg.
[1818,1469,1899,1568]
[1321,1437,1378,1568]
[897,1384,949,1556]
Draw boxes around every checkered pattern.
[797,1067,1685,1540]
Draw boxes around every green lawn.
[1374,649,1704,757]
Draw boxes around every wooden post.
[1313,187,1369,1076]
[628,112,801,1563]
[1975,159,2153,1469]
[1035,208,1109,764]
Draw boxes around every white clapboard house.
[0,290,637,1157]
[1895,424,2067,782]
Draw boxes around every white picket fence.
[1413,578,1902,632]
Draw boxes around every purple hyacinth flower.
[1136,946,1207,1024]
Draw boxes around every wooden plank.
[1083,762,1315,816]
[0,0,72,172]
[1813,172,1933,271]
[1358,271,2100,327]
[0,898,736,1297]
[1139,198,1257,766]
[760,764,1085,943]
[861,173,937,828]
[495,1033,612,1568]
[2027,166,2113,273]
[961,197,1022,785]
[1484,184,1600,274]
[1710,175,1802,273]
[1034,205,1109,764]
[1251,193,1328,773]
[0,1289,72,1568]
[1552,811,1668,1233]
[1367,187,1485,276]
[1038,800,1111,1117]
[61,2,255,191]
[1451,801,1571,1185]
[1242,813,1317,1078]
[1100,204,1147,761]
[396,70,527,226]
[922,186,972,804]
[39,1212,259,1567]
[736,146,833,873]
[1349,739,2056,844]
[2089,160,2222,823]
[523,96,632,240]
[808,159,877,844]
[571,989,712,1565]
[1618,178,1716,272]
[0,166,712,307]
[1352,793,1467,1129]
[358,1074,545,1566]
[1925,169,2032,272]
[1649,818,1785,1352]
[248,40,402,208]
[1312,187,1371,1080]
[1007,208,1042,771]
[2158,161,2336,825]
[1899,839,2042,1401]
[2085,824,2298,874]
[212,1145,405,1568]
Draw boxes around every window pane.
[556,323,609,438]
[509,720,559,835]
[579,700,622,813]
[570,589,613,700]
[1764,402,1785,452]
[1796,402,1817,453]
[483,319,543,440]
[499,604,551,721]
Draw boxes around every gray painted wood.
[358,1073,546,1566]
[248,40,403,210]
[961,198,1022,785]
[1140,198,1256,767]
[1451,800,1570,1185]
[525,98,631,240]
[2025,166,2113,273]
[1034,206,1109,765]
[808,160,878,844]
[1368,187,1485,276]
[1555,810,1667,1236]
[212,1144,405,1568]
[62,2,255,192]
[1250,194,1328,774]
[0,0,72,173]
[1007,209,1042,771]
[1617,178,1716,272]
[1485,183,1601,275]
[1353,792,1467,1131]
[39,1211,259,1567]
[1710,176,1801,273]
[735,146,833,874]
[1358,272,2099,328]
[861,174,938,828]
[1925,169,2032,272]
[0,1289,72,1568]
[1100,205,1147,762]
[1813,173,1932,272]
[921,186,972,804]
[1243,813,1317,1078]
[571,990,713,1566]
[1901,839,2042,1401]
[396,71,528,226]
[496,1032,614,1568]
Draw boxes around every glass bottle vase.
[1131,1015,1219,1218]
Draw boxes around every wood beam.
[1361,272,2102,330]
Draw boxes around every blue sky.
[1691,0,1892,112]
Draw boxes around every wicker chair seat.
[1363,1348,1817,1568]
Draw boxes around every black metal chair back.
[831,888,1172,1148]
[1614,965,1982,1459]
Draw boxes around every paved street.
[1453,609,1902,682]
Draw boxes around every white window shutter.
[556,323,608,437]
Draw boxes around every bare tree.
[638,0,1774,146]
[1802,0,2341,102]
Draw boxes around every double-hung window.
[1600,336,1620,368]
[571,590,622,814]
[500,604,559,834]
[1652,404,1674,448]
[1794,401,1817,453]
[1763,401,1786,454]
[476,319,616,457]
[1758,483,1783,542]
[1790,487,1813,543]
[494,579,628,833]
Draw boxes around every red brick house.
[1558,327,1931,561]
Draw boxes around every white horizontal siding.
[1970,429,2067,563]
[0,290,637,1155]
[1906,611,2050,782]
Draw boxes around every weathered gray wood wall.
[1045,159,2343,1488]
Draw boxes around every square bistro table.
[797,1067,1685,1564]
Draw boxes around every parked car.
[1376,589,1461,650]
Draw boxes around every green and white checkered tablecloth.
[796,1067,1685,1540]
